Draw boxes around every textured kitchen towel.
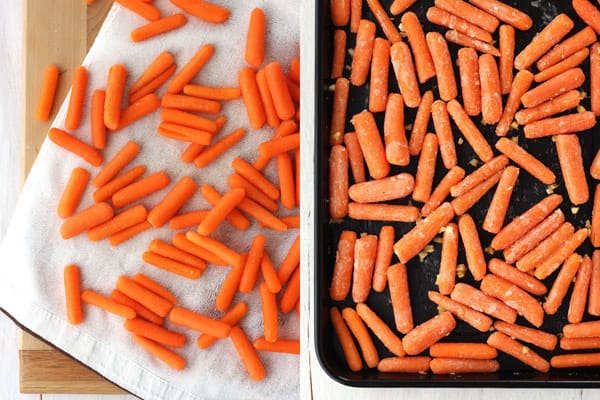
[0,2,299,399]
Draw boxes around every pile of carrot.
[327,0,600,375]
[37,3,301,381]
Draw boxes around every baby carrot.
[129,52,174,95]
[143,252,203,279]
[451,155,508,197]
[408,90,433,155]
[194,128,246,167]
[65,66,88,130]
[170,0,229,23]
[488,258,547,296]
[278,153,296,210]
[487,332,549,373]
[227,173,278,212]
[238,234,265,293]
[133,335,185,371]
[451,283,517,323]
[590,250,600,316]
[431,101,456,169]
[516,222,575,272]
[273,236,299,288]
[472,0,532,30]
[348,203,420,222]
[161,93,220,114]
[330,77,349,146]
[158,122,212,144]
[81,289,136,319]
[366,0,402,43]
[458,214,486,281]
[259,283,278,342]
[481,274,544,327]
[457,47,481,117]
[331,0,350,26]
[197,302,248,349]
[356,302,405,356]
[60,202,114,239]
[394,202,455,264]
[64,264,83,325]
[104,64,127,131]
[491,194,562,250]
[482,166,519,233]
[430,343,497,359]
[524,111,596,139]
[543,253,582,315]
[87,204,147,241]
[259,134,300,160]
[131,13,187,42]
[237,197,288,231]
[352,234,378,303]
[93,141,140,188]
[351,111,390,180]
[115,0,160,21]
[403,311,456,356]
[172,233,227,266]
[446,100,494,162]
[342,307,379,368]
[89,90,107,150]
[536,48,590,83]
[256,69,280,128]
[422,166,465,217]
[401,12,436,84]
[281,215,300,229]
[125,318,186,348]
[244,8,266,67]
[168,44,214,94]
[521,67,585,108]
[253,338,299,354]
[390,43,421,108]
[430,359,500,374]
[515,90,582,125]
[186,231,242,268]
[349,173,414,204]
[197,188,245,235]
[129,66,176,104]
[147,240,206,272]
[494,137,555,184]
[330,230,357,301]
[413,133,438,203]
[109,221,151,246]
[35,64,59,121]
[161,109,218,133]
[592,43,600,116]
[557,133,589,204]
[330,307,363,372]
[111,290,163,325]
[568,255,592,323]
[169,307,232,338]
[494,321,557,351]
[377,356,431,373]
[133,273,178,305]
[58,168,90,219]
[479,54,502,124]
[564,320,600,338]
[551,353,600,369]
[383,94,409,166]
[560,337,600,351]
[445,30,500,56]
[387,263,413,334]
[426,32,457,102]
[368,38,390,113]
[372,226,395,293]
[429,291,492,332]
[514,13,574,70]
[112,171,170,209]
[350,19,376,86]
[48,128,103,166]
[232,157,278,200]
[280,266,300,314]
[183,85,241,101]
[496,71,535,136]
[390,0,416,15]
[331,30,346,79]
[93,165,145,203]
[538,27,596,71]
[426,7,492,43]
[437,222,458,295]
[435,0,499,32]
[265,62,295,121]
[499,25,515,95]
[261,252,282,294]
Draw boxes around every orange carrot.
[265,62,295,120]
[445,30,500,56]
[331,30,347,79]
[344,133,366,184]
[426,32,457,102]
[487,331,549,373]
[112,171,170,209]
[58,168,90,219]
[331,0,350,26]
[481,274,544,327]
[161,108,218,132]
[479,54,503,124]
[258,282,278,342]
[65,66,88,130]
[567,254,592,323]
[435,0,499,32]
[161,93,220,114]
[403,311,456,355]
[514,13,574,70]
[469,0,532,30]
[351,111,390,179]
[237,197,288,231]
[499,25,515,95]
[197,188,245,235]
[253,338,299,354]
[167,44,214,94]
[535,48,589,83]
[93,141,141,188]
[93,165,145,203]
[524,111,596,139]
[194,128,246,167]
[564,320,600,338]
[348,173,414,203]
[393,202,455,264]
[158,122,212,144]
[426,7,492,43]
[451,171,503,216]
[350,19,376,86]
[437,222,458,295]
[592,43,600,116]
[516,222,575,272]
[330,307,363,372]
[458,214,486,281]
[89,90,107,150]
[132,273,177,305]
[356,302,405,356]
[129,52,174,95]
[390,43,421,109]
[244,8,266,67]
[451,155,508,197]
[422,166,465,217]
[281,215,299,229]
[232,157,278,201]
[429,291,492,332]
[87,204,147,241]
[494,321,557,351]
[130,66,177,105]
[172,233,227,266]
[109,221,151,246]
[131,13,187,42]
[401,12,436,84]
[81,289,136,319]
[560,337,600,351]
[111,290,163,325]
[125,318,186,348]
[330,230,357,301]
[491,194,562,250]
[551,353,600,369]
[273,235,300,288]
[429,343,497,359]
[169,306,232,338]
[48,128,103,166]
[372,226,395,293]
[185,231,242,267]
[538,27,596,71]
[230,326,267,380]
[115,0,160,21]
[143,252,203,279]
[521,68,585,108]
[412,133,438,203]
[383,94,409,166]
[147,240,206,272]
[351,234,378,303]
[348,203,420,222]
[182,85,241,101]
[227,173,278,212]
[342,307,379,368]
[543,253,582,315]
[197,302,248,349]
[377,356,431,373]
[215,254,246,312]
[259,251,282,294]
[390,0,416,15]
[430,358,500,374]
[457,47,481,116]
[556,134,590,205]
[64,264,83,325]
[288,57,300,85]
[386,263,413,334]
[169,0,230,23]
[256,68,280,128]
[488,258,547,296]
[133,335,185,370]
[431,100,456,169]
[278,153,296,210]
[366,0,402,42]
[330,77,349,146]
[590,250,600,316]
[60,202,114,239]
[104,64,127,131]
[350,0,362,32]
[494,137,555,184]
[451,283,517,323]
[482,166,519,233]
[273,120,298,139]
[515,90,581,126]
[446,99,494,162]
[35,64,59,121]
[368,38,390,113]
[408,90,433,155]
[114,93,161,131]
[280,266,300,314]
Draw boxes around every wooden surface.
[19,0,125,395]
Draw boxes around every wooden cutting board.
[19,0,125,394]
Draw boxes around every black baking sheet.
[314,0,600,387]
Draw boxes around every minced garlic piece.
[457,264,467,278]
[457,137,464,145]
[522,346,530,354]
[577,105,587,113]
[485,246,495,255]
[510,135,519,144]
[347,48,355,56]
[572,207,580,215]
[437,305,446,314]
[510,121,519,131]
[469,159,479,167]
